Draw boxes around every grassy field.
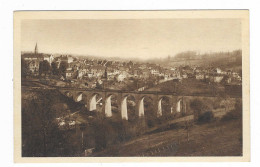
[92,118,242,157]
[147,78,218,94]
[146,78,242,97]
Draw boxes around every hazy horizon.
[21,19,242,60]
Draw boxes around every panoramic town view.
[21,19,242,157]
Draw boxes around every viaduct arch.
[59,88,185,121]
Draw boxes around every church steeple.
[34,43,38,54]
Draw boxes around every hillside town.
[22,44,242,92]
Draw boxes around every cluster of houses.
[22,44,242,89]
[191,67,242,85]
[22,53,54,75]
[70,60,183,84]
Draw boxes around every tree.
[22,90,78,157]
[190,99,210,120]
[59,61,68,75]
[22,91,60,156]
[39,60,51,76]
[21,58,29,78]
[51,62,59,75]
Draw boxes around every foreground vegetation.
[21,87,242,157]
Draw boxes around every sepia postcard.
[13,10,250,162]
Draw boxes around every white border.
[13,10,249,163]
[1,0,259,166]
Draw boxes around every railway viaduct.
[59,88,185,120]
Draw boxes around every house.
[150,69,160,75]
[117,74,126,82]
[226,77,232,84]
[28,60,40,74]
[23,53,43,61]
[227,70,233,75]
[91,65,106,77]
[65,69,74,79]
[215,68,222,74]
[43,54,54,64]
[194,67,202,73]
[232,72,239,78]
[60,75,65,81]
[23,53,54,64]
[195,73,204,80]
[214,76,224,83]
[182,73,188,79]
[87,72,94,78]
[107,67,119,76]
[133,69,141,77]
[58,55,74,64]
[205,74,210,79]
[97,79,103,85]
[77,69,86,79]
[170,67,177,71]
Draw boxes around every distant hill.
[157,50,242,70]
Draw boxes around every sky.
[21,19,241,59]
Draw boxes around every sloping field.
[92,119,242,156]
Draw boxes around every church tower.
[34,43,38,54]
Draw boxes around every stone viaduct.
[59,88,185,120]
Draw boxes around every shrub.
[197,111,214,124]
[190,99,211,120]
